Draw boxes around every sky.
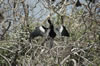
[25,0,90,20]
[25,0,73,20]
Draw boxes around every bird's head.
[48,19,52,25]
[41,25,48,32]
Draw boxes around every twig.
[0,53,11,66]
[0,47,15,53]
[73,52,96,66]
[0,22,11,40]
[70,59,77,66]
[11,50,19,66]
[60,55,70,65]
[25,43,32,55]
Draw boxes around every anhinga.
[48,19,56,39]
[75,0,82,7]
[59,16,70,37]
[55,16,70,43]
[0,13,4,23]
[47,19,56,48]
[29,25,48,42]
[89,0,95,3]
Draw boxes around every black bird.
[89,0,95,3]
[48,19,56,39]
[29,25,48,42]
[47,19,56,48]
[75,0,81,7]
[51,0,55,2]
[0,13,4,23]
[59,25,70,37]
[58,16,70,37]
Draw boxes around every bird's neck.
[39,26,45,33]
[60,25,63,33]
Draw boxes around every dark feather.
[61,26,70,37]
[29,26,48,42]
[89,0,95,3]
[48,19,56,39]
[76,0,81,7]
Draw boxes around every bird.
[89,0,95,3]
[29,25,48,42]
[48,19,56,39]
[46,19,56,48]
[51,0,56,4]
[51,0,55,2]
[57,16,70,37]
[0,13,4,23]
[59,25,70,37]
[75,0,81,7]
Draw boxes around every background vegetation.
[0,0,100,66]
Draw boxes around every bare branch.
[0,53,11,66]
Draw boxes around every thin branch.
[70,59,77,66]
[25,43,32,55]
[60,55,70,65]
[0,21,11,40]
[0,53,11,66]
[0,47,15,53]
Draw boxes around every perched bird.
[47,19,56,48]
[48,19,56,39]
[0,13,4,23]
[29,25,48,42]
[51,0,55,2]
[59,25,70,37]
[75,0,81,7]
[51,0,55,4]
[57,16,70,37]
[89,0,95,3]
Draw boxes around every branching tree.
[0,0,100,66]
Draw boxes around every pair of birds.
[29,19,70,42]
